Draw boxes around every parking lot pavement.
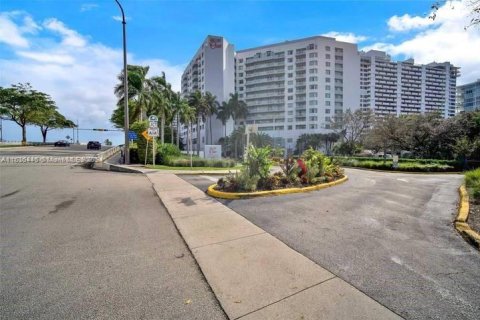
[1,166,226,320]
[181,169,480,320]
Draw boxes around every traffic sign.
[128,131,138,140]
[148,115,158,122]
[142,130,153,141]
[148,128,159,137]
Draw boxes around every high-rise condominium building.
[181,36,459,154]
[235,36,360,152]
[180,35,235,152]
[360,50,459,118]
[456,79,480,113]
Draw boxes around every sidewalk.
[146,172,403,320]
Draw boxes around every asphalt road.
[0,166,226,320]
[0,144,109,157]
[181,169,480,320]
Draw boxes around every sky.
[1,0,479,144]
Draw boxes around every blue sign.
[128,131,138,140]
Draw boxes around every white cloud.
[0,13,184,131]
[322,31,368,43]
[387,14,435,32]
[363,0,480,84]
[112,15,131,22]
[80,3,99,12]
[0,12,30,47]
[43,18,87,47]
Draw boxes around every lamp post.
[115,0,129,164]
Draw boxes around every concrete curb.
[207,175,348,199]
[455,185,480,249]
[341,166,462,175]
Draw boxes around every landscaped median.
[455,168,480,249]
[207,175,348,199]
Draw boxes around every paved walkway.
[146,172,403,319]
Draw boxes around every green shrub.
[334,156,457,172]
[157,143,181,164]
[465,168,480,200]
[244,145,272,180]
[163,157,236,168]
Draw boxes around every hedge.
[335,158,457,172]
[163,157,236,168]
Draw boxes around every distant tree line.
[0,83,75,144]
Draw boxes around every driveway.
[181,169,480,320]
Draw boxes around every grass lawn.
[146,164,242,171]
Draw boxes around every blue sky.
[1,0,479,144]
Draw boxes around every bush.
[465,168,480,201]
[157,143,181,164]
[334,157,457,172]
[163,157,236,168]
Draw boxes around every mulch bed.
[468,199,480,235]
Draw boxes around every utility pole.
[115,0,130,164]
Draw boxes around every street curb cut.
[341,166,462,175]
[455,185,480,249]
[207,175,348,199]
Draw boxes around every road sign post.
[148,115,159,167]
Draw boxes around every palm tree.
[228,93,248,125]
[179,100,196,153]
[204,92,219,145]
[188,91,205,156]
[170,92,191,148]
[216,101,231,156]
[114,65,152,121]
[150,73,172,144]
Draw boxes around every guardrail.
[95,146,122,163]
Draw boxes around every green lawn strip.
[146,164,242,171]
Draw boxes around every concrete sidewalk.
[147,172,403,320]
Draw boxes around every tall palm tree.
[188,91,206,156]
[216,101,231,156]
[150,73,172,144]
[228,93,248,125]
[179,99,196,153]
[204,91,219,145]
[114,65,151,121]
[170,92,191,148]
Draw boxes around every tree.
[364,115,408,157]
[0,83,55,145]
[250,132,273,148]
[150,73,172,144]
[229,93,248,124]
[216,101,232,156]
[331,109,374,156]
[430,0,479,29]
[31,108,75,143]
[188,90,205,156]
[204,91,219,145]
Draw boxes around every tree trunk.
[21,125,27,145]
[170,123,174,144]
[176,115,180,148]
[160,113,165,144]
[209,116,213,146]
[196,118,201,156]
[41,128,47,143]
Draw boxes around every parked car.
[87,141,101,150]
[54,140,70,147]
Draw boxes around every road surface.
[181,169,480,320]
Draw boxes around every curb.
[341,166,462,175]
[207,175,348,199]
[455,185,480,249]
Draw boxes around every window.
[288,111,293,115]
[310,124,318,129]
[288,65,293,70]
[238,66,243,70]
[288,125,293,130]
[288,80,294,85]
[309,52,318,58]
[309,68,318,74]
[296,125,306,130]
[239,58,243,63]
[288,88,293,93]
[288,50,293,55]
[287,138,293,143]
[309,92,318,98]
[326,62,331,67]
[288,73,293,78]
[309,108,318,113]
[309,116,318,121]
[325,54,331,59]
[239,73,243,77]
[325,85,331,90]
[326,46,331,51]
[309,100,318,105]
[325,93,331,98]
[325,109,331,114]
[309,84,318,90]
[307,43,315,50]
[325,101,331,106]
[287,103,293,108]
[335,94,343,99]
[335,55,343,61]
[288,96,293,100]
[325,116,331,122]
[335,47,343,53]
[239,87,244,91]
[335,63,343,68]
[326,70,331,75]
[288,118,293,122]
[325,77,331,83]
[309,76,318,82]
[239,80,244,84]
[309,60,318,66]
[288,58,293,62]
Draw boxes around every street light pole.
[115,0,129,164]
